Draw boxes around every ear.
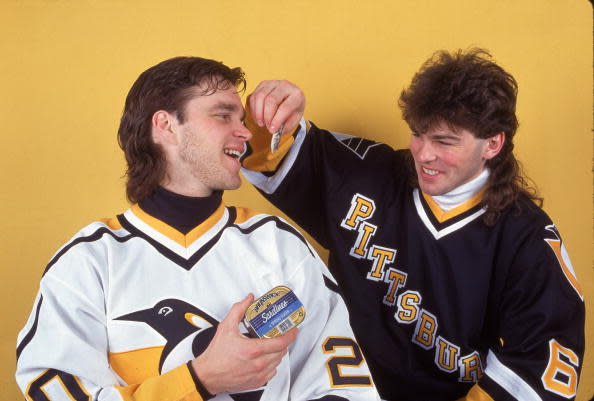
[482,132,505,160]
[151,110,179,146]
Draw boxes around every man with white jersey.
[241,49,585,400]
[15,56,380,401]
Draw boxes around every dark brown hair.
[117,57,246,203]
[399,48,542,225]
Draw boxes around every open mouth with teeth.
[422,167,439,176]
[223,148,241,159]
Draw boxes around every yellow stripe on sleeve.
[456,384,495,401]
[115,364,202,401]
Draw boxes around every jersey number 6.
[541,339,579,399]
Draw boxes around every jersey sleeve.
[242,118,328,246]
[241,119,403,250]
[282,243,381,401]
[467,223,585,401]
[15,243,206,401]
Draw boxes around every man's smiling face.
[409,123,494,196]
[169,86,252,196]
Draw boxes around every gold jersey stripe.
[422,188,485,224]
[456,384,495,401]
[100,217,122,230]
[234,207,260,224]
[115,363,201,401]
[544,238,584,299]
[109,346,163,385]
[130,203,225,248]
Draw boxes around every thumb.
[222,293,255,327]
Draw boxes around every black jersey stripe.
[23,228,133,359]
[117,213,226,270]
[117,207,314,270]
[229,390,265,401]
[228,207,313,256]
[42,228,134,277]
[323,274,341,295]
[16,294,43,360]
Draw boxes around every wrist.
[189,358,217,399]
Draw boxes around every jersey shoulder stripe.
[329,131,382,160]
[230,206,313,256]
[322,274,342,296]
[43,226,133,276]
[16,294,44,360]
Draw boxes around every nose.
[234,122,253,142]
[411,135,436,163]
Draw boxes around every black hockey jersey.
[241,120,585,401]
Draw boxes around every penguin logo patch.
[115,298,219,373]
[113,299,266,400]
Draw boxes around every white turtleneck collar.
[429,169,489,211]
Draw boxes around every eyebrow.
[429,132,461,141]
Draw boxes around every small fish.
[271,123,284,153]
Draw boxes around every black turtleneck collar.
[138,187,223,235]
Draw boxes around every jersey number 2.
[323,337,372,387]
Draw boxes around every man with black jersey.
[16,57,380,401]
[241,49,585,400]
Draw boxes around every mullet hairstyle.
[398,48,542,226]
[117,56,246,203]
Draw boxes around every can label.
[244,286,305,338]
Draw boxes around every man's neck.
[429,169,489,211]
[138,187,223,234]
[160,180,213,198]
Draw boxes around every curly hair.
[398,48,542,225]
[117,57,246,203]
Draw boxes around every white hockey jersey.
[16,202,380,401]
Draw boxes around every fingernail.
[269,125,276,133]
[258,120,264,126]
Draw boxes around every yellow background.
[1,1,592,399]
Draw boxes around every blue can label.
[244,286,306,338]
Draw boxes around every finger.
[262,366,279,384]
[277,326,299,347]
[268,83,304,134]
[262,89,284,132]
[269,103,303,135]
[244,94,259,129]
[256,327,299,354]
[253,354,284,386]
[250,81,276,127]
[281,114,302,136]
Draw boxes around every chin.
[419,183,446,197]
[224,179,242,191]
